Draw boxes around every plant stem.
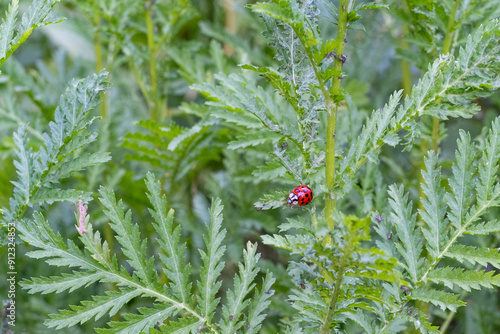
[431,0,459,152]
[325,0,349,231]
[319,239,351,334]
[93,12,106,119]
[145,1,159,122]
[223,0,236,56]
[400,2,412,96]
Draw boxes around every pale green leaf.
[145,173,191,304]
[411,288,465,312]
[31,188,92,205]
[21,271,104,295]
[0,0,18,60]
[419,151,447,258]
[45,289,142,329]
[197,197,226,320]
[427,267,500,291]
[446,244,500,269]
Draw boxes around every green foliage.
[18,174,274,333]
[0,0,63,68]
[3,0,500,333]
[1,70,110,226]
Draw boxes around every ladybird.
[287,185,313,207]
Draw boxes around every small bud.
[400,285,409,292]
[375,215,382,222]
[247,323,250,329]
[387,233,392,240]
[407,308,413,315]
[339,54,347,63]
[229,315,233,321]
[76,200,87,235]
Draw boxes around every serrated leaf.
[466,220,500,234]
[477,118,500,205]
[95,305,177,334]
[0,0,18,60]
[419,152,447,258]
[411,288,465,312]
[99,186,157,289]
[220,242,260,334]
[427,267,500,291]
[31,188,92,205]
[21,271,104,294]
[446,244,500,269]
[48,152,111,181]
[45,289,142,329]
[249,2,300,25]
[445,130,475,230]
[246,272,275,334]
[228,130,282,149]
[145,173,191,304]
[388,185,423,284]
[382,133,400,147]
[154,317,203,334]
[197,197,226,320]
[211,109,262,128]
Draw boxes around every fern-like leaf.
[445,130,475,230]
[152,317,203,334]
[477,118,500,205]
[99,186,157,289]
[95,305,177,334]
[220,242,261,334]
[427,267,500,291]
[419,151,447,258]
[411,288,465,312]
[197,197,226,320]
[388,184,423,284]
[246,271,276,334]
[446,244,500,269]
[0,0,18,60]
[145,172,192,304]
[20,271,104,295]
[45,289,143,329]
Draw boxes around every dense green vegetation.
[2,0,500,333]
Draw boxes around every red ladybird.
[287,185,313,207]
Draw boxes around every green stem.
[442,1,459,57]
[431,0,459,152]
[400,1,412,96]
[324,0,349,231]
[93,12,106,119]
[128,57,154,106]
[0,27,34,68]
[319,238,351,333]
[145,1,159,122]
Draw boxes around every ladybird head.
[287,192,299,206]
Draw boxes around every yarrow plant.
[2,0,500,333]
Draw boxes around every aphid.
[287,185,314,207]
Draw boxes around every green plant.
[3,0,500,333]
